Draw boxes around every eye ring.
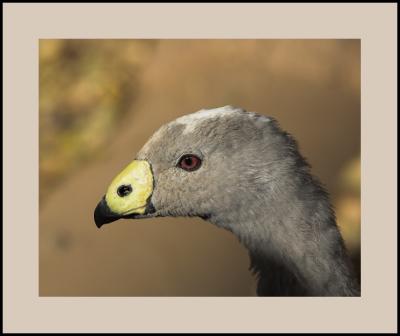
[177,154,202,172]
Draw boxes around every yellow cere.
[105,160,153,215]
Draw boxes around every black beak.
[94,196,156,228]
[94,196,122,228]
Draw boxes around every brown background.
[39,39,360,296]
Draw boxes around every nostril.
[117,184,133,197]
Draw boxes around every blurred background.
[39,39,360,296]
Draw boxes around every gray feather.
[136,105,360,296]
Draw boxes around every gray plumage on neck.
[204,110,359,296]
[208,153,360,296]
[134,106,360,296]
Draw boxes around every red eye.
[178,154,202,171]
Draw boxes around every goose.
[94,105,360,296]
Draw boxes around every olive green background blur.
[39,39,360,296]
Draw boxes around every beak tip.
[94,217,104,229]
[94,207,105,228]
[94,196,119,228]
